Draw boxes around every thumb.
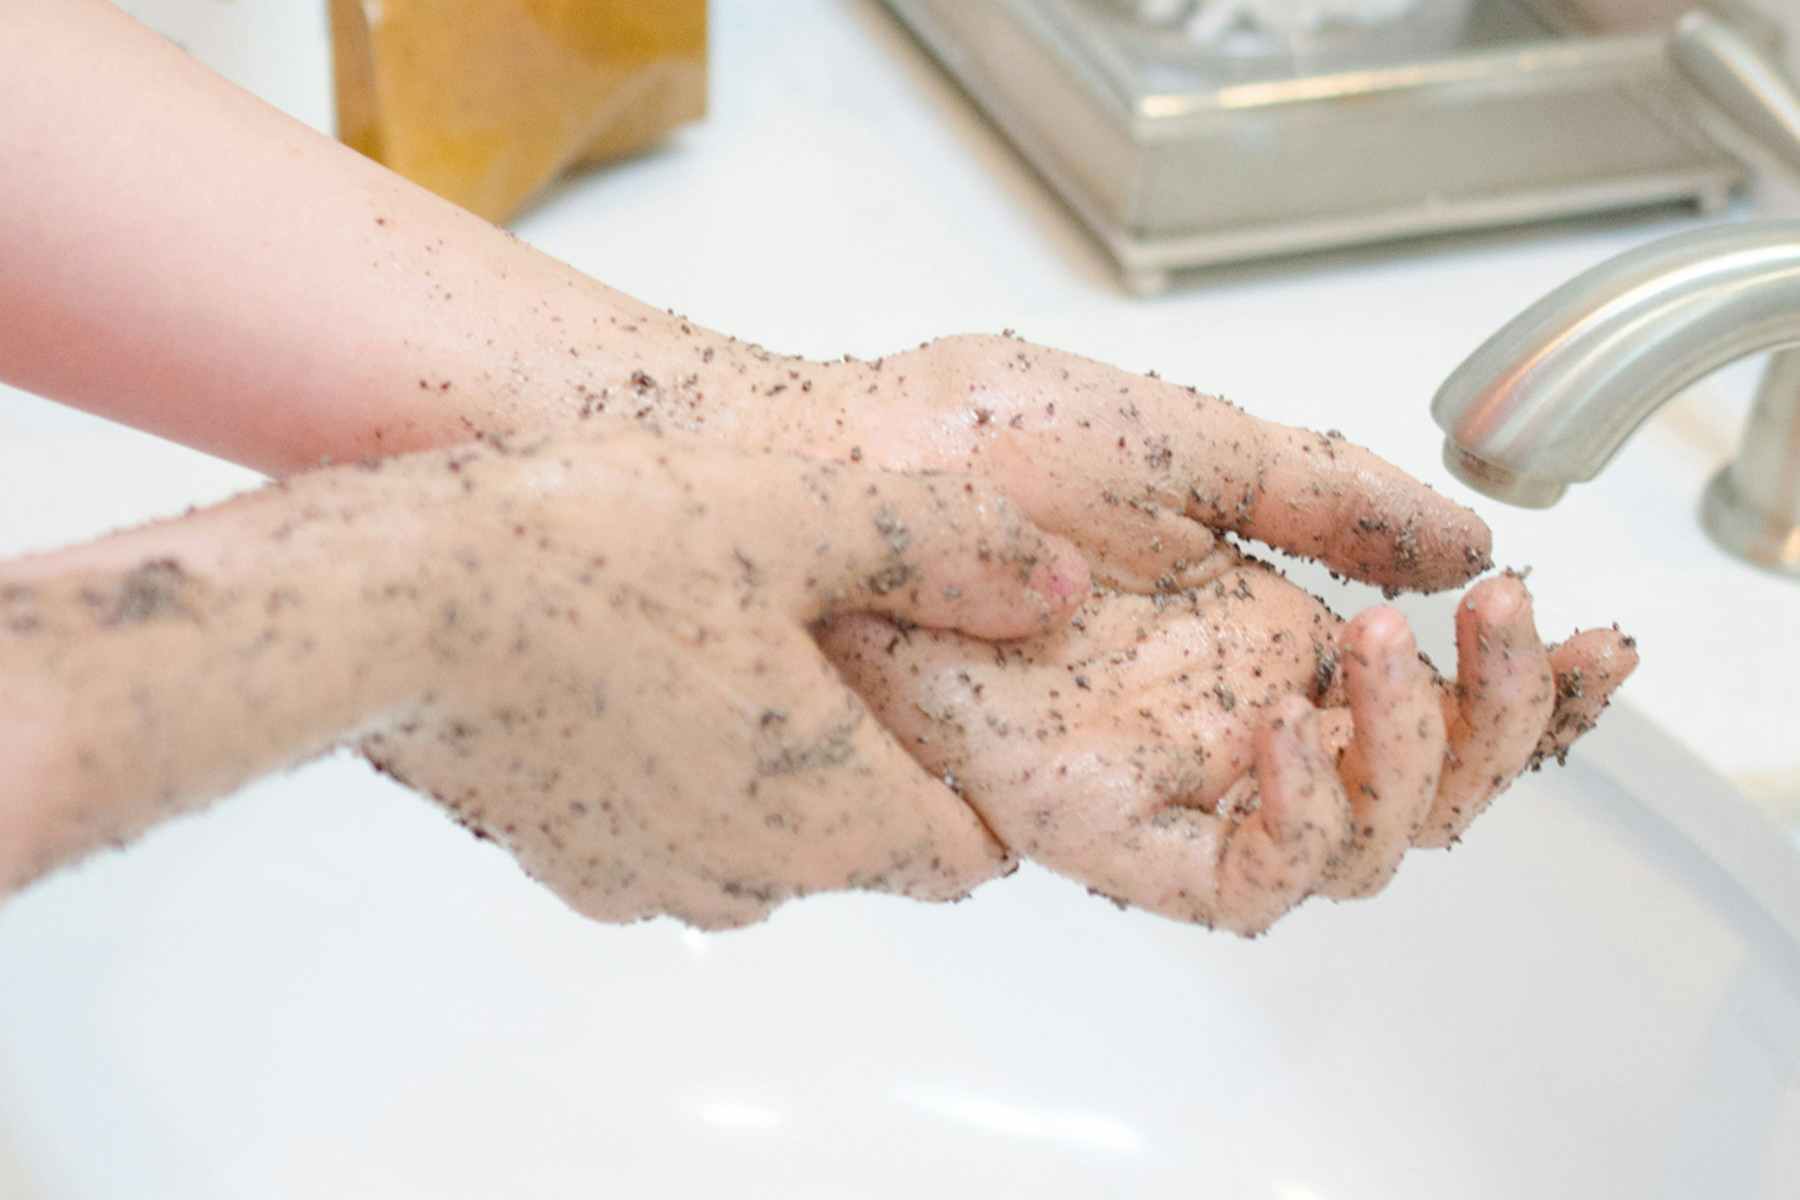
[783,467,1089,640]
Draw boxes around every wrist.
[0,467,459,891]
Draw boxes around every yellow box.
[331,1,707,222]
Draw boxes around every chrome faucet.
[1432,11,1800,577]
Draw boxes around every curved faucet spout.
[1432,220,1800,509]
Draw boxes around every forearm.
[1,0,848,474]
[0,462,450,891]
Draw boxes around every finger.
[803,683,1017,904]
[1185,405,1493,594]
[1317,608,1446,900]
[1049,497,1234,594]
[980,434,1242,593]
[992,700,1341,935]
[826,612,1354,934]
[813,611,977,794]
[1078,698,1343,933]
[1209,696,1348,934]
[1534,627,1639,767]
[1416,576,1555,848]
[725,668,1013,913]
[780,467,1090,639]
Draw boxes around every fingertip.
[1533,625,1639,766]
[1454,504,1495,575]
[1549,626,1640,698]
[1026,533,1091,617]
[1571,629,1640,691]
[1347,605,1413,657]
[1410,496,1494,591]
[1244,424,1494,592]
[1600,626,1641,678]
[1613,641,1641,684]
[824,472,1088,639]
[1413,825,1455,851]
[1462,572,1530,630]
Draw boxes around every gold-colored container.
[331,0,707,222]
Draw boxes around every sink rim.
[1561,696,1800,947]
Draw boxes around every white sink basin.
[1,697,1796,1199]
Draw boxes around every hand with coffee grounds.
[7,8,1482,601]
[0,433,1092,928]
[823,570,1635,935]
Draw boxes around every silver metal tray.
[883,0,1779,291]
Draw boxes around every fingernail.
[1029,551,1090,606]
[1472,576,1526,627]
[1355,607,1410,652]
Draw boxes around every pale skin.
[0,435,1093,928]
[825,572,1637,931]
[0,1,1637,933]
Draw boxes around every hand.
[0,433,1090,924]
[0,5,1489,612]
[489,333,1626,933]
[820,568,1636,935]
[785,335,1493,595]
[354,434,1089,928]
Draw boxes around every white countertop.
[4,0,1798,817]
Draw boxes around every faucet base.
[1700,467,1800,579]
